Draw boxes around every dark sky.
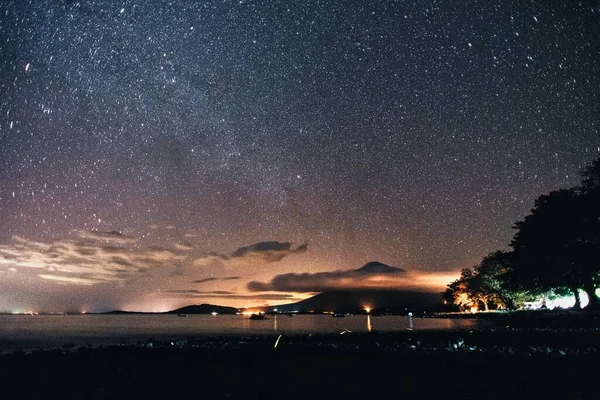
[0,0,598,312]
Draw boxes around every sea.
[0,314,486,352]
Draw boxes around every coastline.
[436,309,600,329]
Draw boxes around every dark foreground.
[1,329,599,400]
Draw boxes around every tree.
[444,256,520,312]
[580,154,600,191]
[509,155,600,309]
[509,189,584,306]
[574,154,600,307]
[475,251,520,309]
[444,268,477,311]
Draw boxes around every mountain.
[355,261,405,274]
[266,290,441,314]
[167,304,239,315]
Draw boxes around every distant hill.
[167,304,239,315]
[266,290,442,314]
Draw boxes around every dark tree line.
[445,155,600,311]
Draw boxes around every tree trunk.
[583,282,600,310]
[500,294,515,310]
[483,301,489,312]
[571,287,582,310]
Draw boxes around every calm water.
[0,314,485,352]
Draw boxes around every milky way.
[0,1,598,312]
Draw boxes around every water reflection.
[0,314,487,352]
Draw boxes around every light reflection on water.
[0,314,485,351]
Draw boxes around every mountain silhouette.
[267,290,440,314]
[355,261,405,274]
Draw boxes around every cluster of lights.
[238,310,264,316]
[11,311,39,315]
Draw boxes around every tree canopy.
[445,154,600,311]
[443,251,525,311]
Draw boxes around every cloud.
[247,261,446,293]
[193,241,307,267]
[0,231,192,286]
[230,241,308,263]
[37,274,103,285]
[192,277,218,284]
[165,289,234,295]
[164,289,205,295]
[174,243,193,251]
[78,230,136,245]
[192,252,227,267]
[193,276,241,284]
[161,289,295,301]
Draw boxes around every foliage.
[508,155,600,309]
[509,189,582,293]
[580,155,600,191]
[444,252,527,311]
[444,269,477,310]
[445,155,600,311]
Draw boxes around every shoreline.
[435,309,600,329]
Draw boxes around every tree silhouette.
[444,268,478,311]
[444,252,522,311]
[444,155,600,312]
[509,155,600,309]
[574,154,600,307]
[475,251,521,309]
[580,155,600,191]
[509,189,584,306]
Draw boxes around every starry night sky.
[0,1,598,312]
